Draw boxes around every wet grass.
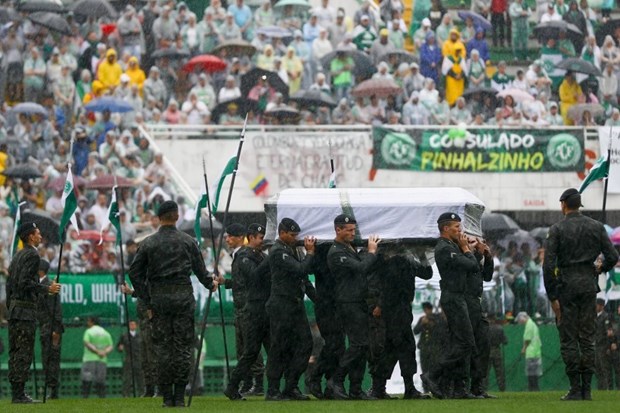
[2,391,620,413]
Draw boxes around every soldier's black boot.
[160,384,174,407]
[224,381,245,401]
[173,383,186,407]
[81,381,91,399]
[403,377,431,400]
[561,373,583,401]
[471,379,497,399]
[368,377,394,399]
[349,382,377,400]
[581,373,593,401]
[326,371,349,400]
[306,376,324,399]
[452,379,480,399]
[143,385,156,397]
[239,378,253,395]
[422,373,445,399]
[49,386,59,399]
[265,379,288,401]
[243,375,264,397]
[282,384,310,401]
[11,382,37,404]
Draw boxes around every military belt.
[11,300,36,309]
[150,284,193,295]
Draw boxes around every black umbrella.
[28,12,71,35]
[264,105,301,123]
[2,165,42,179]
[320,47,376,77]
[288,89,337,108]
[16,0,64,13]
[462,87,498,103]
[22,210,61,244]
[11,102,48,117]
[179,218,223,239]
[151,48,191,60]
[71,0,117,19]
[481,212,520,239]
[595,19,620,47]
[529,227,549,243]
[212,40,257,57]
[378,50,419,65]
[533,21,582,42]
[240,67,289,99]
[555,58,602,77]
[211,97,258,123]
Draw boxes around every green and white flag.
[328,171,336,188]
[59,167,79,238]
[100,186,121,245]
[10,201,26,257]
[194,182,209,246]
[579,156,609,193]
[211,156,237,214]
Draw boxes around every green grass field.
[1,392,619,413]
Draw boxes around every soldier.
[326,214,380,400]
[306,243,345,399]
[595,298,611,390]
[413,301,438,391]
[466,236,495,398]
[366,252,388,398]
[265,218,316,401]
[425,212,481,399]
[129,200,218,407]
[369,248,433,400]
[116,320,144,397]
[223,223,263,396]
[486,314,507,392]
[224,223,271,400]
[7,222,61,403]
[544,188,619,401]
[36,259,63,399]
[608,325,620,389]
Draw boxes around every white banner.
[597,127,620,194]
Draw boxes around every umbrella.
[16,0,63,13]
[2,165,42,179]
[529,227,549,243]
[78,230,116,242]
[28,12,71,35]
[11,102,48,117]
[264,105,301,123]
[462,87,498,103]
[273,0,311,8]
[85,97,135,113]
[497,229,539,252]
[533,21,582,40]
[241,67,290,98]
[288,89,337,108]
[211,97,258,123]
[555,58,602,77]
[46,174,87,192]
[496,88,534,103]
[457,10,492,31]
[71,0,117,19]
[351,78,402,99]
[212,40,256,57]
[481,212,520,239]
[151,48,191,60]
[255,25,293,38]
[568,103,604,122]
[0,7,20,24]
[179,218,223,238]
[320,48,375,77]
[21,210,61,244]
[595,19,620,46]
[182,54,227,73]
[378,50,418,65]
[85,175,134,190]
[611,227,620,245]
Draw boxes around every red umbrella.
[182,54,227,73]
[46,174,87,192]
[85,175,133,190]
[101,23,116,36]
[78,230,116,242]
[351,78,402,99]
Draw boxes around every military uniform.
[117,330,144,397]
[136,299,157,396]
[544,190,619,400]
[366,254,386,386]
[413,312,441,387]
[36,272,63,398]
[486,321,507,391]
[327,240,377,398]
[129,204,215,408]
[594,309,611,390]
[265,238,315,399]
[7,242,47,402]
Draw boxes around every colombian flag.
[251,174,268,196]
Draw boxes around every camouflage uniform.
[36,275,63,397]
[136,299,157,394]
[6,245,46,401]
[117,330,144,397]
[486,322,507,391]
[129,225,214,406]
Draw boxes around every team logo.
[380,132,417,166]
[546,133,582,169]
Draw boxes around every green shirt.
[523,318,542,359]
[83,325,113,363]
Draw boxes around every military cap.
[596,298,606,306]
[157,200,178,217]
[559,188,583,206]
[278,218,301,233]
[334,214,356,225]
[437,212,461,224]
[39,259,50,273]
[17,222,38,239]
[247,223,266,236]
[226,223,246,237]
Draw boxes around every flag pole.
[602,126,613,224]
[188,158,221,408]
[114,184,136,398]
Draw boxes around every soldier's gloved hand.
[48,281,61,295]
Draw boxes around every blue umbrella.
[85,97,134,113]
[255,25,293,38]
[457,10,492,31]
[11,102,48,117]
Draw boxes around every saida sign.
[373,127,584,173]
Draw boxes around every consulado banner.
[372,126,585,173]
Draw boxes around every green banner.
[372,126,585,173]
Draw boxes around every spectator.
[369,28,395,65]
[329,9,349,48]
[143,67,167,108]
[559,71,583,124]
[413,18,433,50]
[23,46,46,102]
[467,29,490,62]
[491,60,513,91]
[97,49,123,92]
[220,12,242,41]
[427,0,447,31]
[490,0,508,47]
[118,5,145,59]
[540,3,561,22]
[81,316,113,398]
[198,10,220,54]
[420,33,442,84]
[282,47,304,94]
[509,0,530,61]
[329,51,354,101]
[352,14,377,52]
[152,6,179,47]
[403,91,430,124]
[254,0,275,28]
[228,0,253,40]
[442,46,467,106]
[467,50,486,89]
[218,75,242,103]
